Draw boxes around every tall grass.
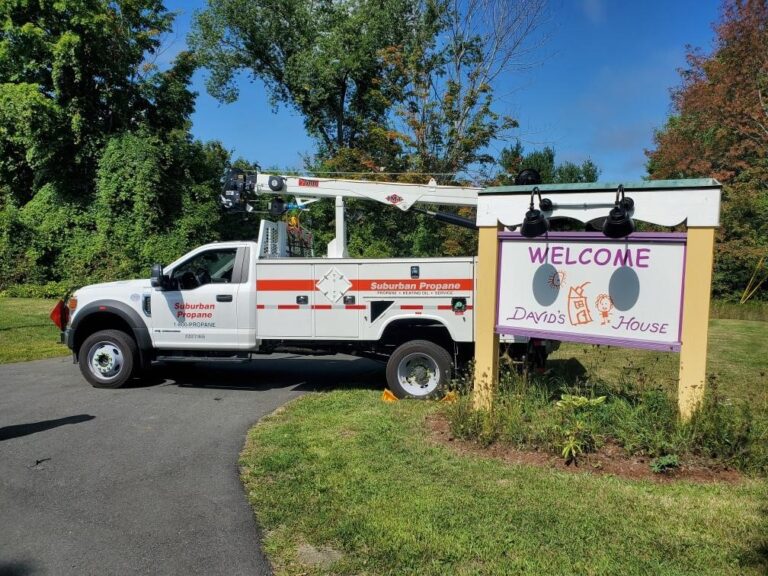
[711,299,768,321]
[447,367,768,475]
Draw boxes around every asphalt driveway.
[0,354,383,576]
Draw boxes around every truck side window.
[171,249,237,290]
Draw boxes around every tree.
[88,131,228,281]
[0,2,231,288]
[381,0,547,179]
[647,0,768,299]
[190,0,418,155]
[0,0,177,200]
[496,142,600,185]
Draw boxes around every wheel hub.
[88,342,123,380]
[397,353,440,395]
[407,364,431,387]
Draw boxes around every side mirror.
[150,263,167,290]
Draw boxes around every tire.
[79,329,137,389]
[386,340,452,399]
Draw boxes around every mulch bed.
[426,413,744,484]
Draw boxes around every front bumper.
[61,328,73,350]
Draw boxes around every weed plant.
[447,360,768,475]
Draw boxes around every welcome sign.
[496,232,687,351]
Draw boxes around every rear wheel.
[386,340,452,399]
[79,329,137,389]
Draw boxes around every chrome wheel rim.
[396,352,440,396]
[87,341,124,381]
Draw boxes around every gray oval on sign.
[532,263,560,307]
[609,266,640,311]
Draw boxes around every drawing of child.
[595,294,614,325]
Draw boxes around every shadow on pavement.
[0,414,95,442]
[0,560,36,576]
[136,355,385,393]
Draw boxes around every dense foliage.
[190,0,418,155]
[0,1,229,289]
[191,0,545,175]
[647,0,768,300]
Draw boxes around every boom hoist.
[219,168,481,258]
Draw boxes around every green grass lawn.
[242,392,768,575]
[0,298,68,363]
[241,316,768,575]
[549,319,768,409]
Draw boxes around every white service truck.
[53,171,557,398]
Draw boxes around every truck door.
[151,247,241,349]
[313,264,360,338]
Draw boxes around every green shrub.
[0,281,74,298]
[681,380,768,474]
[650,454,680,474]
[448,395,501,447]
[447,366,768,475]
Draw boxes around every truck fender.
[70,300,153,367]
[375,314,459,343]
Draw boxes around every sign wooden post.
[678,227,716,419]
[474,179,721,420]
[473,224,501,411]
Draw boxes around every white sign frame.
[496,232,687,352]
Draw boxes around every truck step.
[156,352,252,362]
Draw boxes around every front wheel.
[386,340,452,399]
[79,329,137,388]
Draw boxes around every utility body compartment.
[251,257,475,345]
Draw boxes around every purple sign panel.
[496,232,687,352]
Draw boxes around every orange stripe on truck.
[256,279,474,291]
[256,279,316,291]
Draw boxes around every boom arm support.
[256,174,479,210]
[221,170,481,258]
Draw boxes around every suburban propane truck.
[51,170,558,398]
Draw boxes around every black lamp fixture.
[520,186,552,238]
[515,168,542,186]
[602,185,635,238]
[515,169,552,238]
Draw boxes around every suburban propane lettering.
[496,234,686,351]
[174,302,215,319]
[369,281,462,291]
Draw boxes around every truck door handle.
[296,295,309,305]
[216,294,233,302]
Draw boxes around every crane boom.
[254,173,480,210]
[221,169,481,257]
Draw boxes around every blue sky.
[163,0,721,183]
